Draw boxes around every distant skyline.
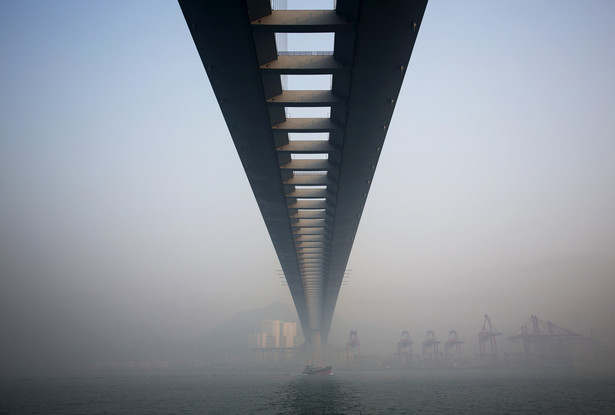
[1,1,614,373]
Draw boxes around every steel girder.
[179,0,428,343]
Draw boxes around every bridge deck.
[179,0,428,344]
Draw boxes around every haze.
[1,1,614,375]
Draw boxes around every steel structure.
[509,315,582,366]
[422,330,440,360]
[346,330,360,362]
[478,314,502,365]
[179,0,428,355]
[396,330,414,363]
[444,330,464,360]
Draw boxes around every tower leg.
[306,330,322,365]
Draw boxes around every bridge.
[179,0,428,362]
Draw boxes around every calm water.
[2,370,614,414]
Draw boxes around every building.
[249,320,301,349]
[249,320,303,366]
[262,319,281,348]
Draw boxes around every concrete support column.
[306,329,323,365]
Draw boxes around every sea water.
[2,369,614,414]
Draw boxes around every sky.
[1,1,614,373]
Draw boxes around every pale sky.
[1,1,614,372]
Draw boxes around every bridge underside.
[180,0,427,346]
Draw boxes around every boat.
[302,361,333,375]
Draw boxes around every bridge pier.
[306,330,323,365]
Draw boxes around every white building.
[281,321,298,348]
[250,320,301,349]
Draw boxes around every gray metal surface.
[179,0,428,343]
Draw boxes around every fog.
[1,1,614,375]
